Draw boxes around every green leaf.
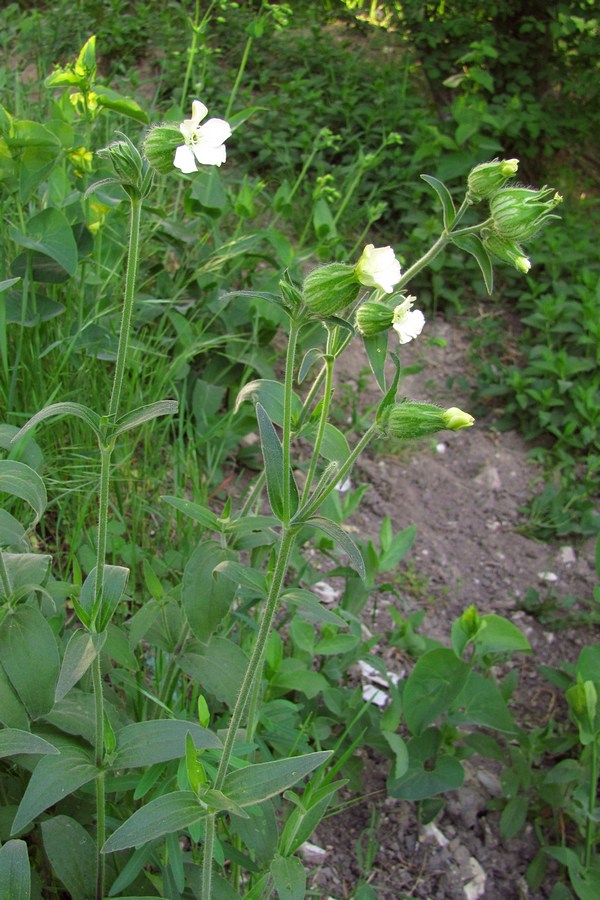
[452,234,493,295]
[234,380,302,426]
[55,630,107,702]
[95,87,149,123]
[179,638,250,707]
[41,816,95,899]
[0,665,29,729]
[0,460,46,526]
[112,400,178,437]
[363,331,389,392]
[223,751,331,808]
[421,174,456,230]
[160,496,220,531]
[0,511,26,549]
[11,208,78,277]
[10,402,101,444]
[499,795,528,840]
[0,278,20,293]
[306,517,365,578]
[382,731,409,780]
[403,648,470,735]
[256,403,299,521]
[298,348,324,384]
[450,671,517,734]
[182,541,237,642]
[102,791,205,853]
[11,744,98,833]
[270,855,306,900]
[473,614,531,656]
[79,564,129,631]
[0,605,60,719]
[213,559,267,595]
[302,423,349,465]
[190,168,228,215]
[280,588,346,626]
[112,720,221,769]
[378,522,416,571]
[0,729,58,758]
[0,839,30,900]
[388,728,464,801]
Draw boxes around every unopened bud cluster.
[98,134,153,199]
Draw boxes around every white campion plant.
[173,100,232,173]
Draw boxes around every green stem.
[282,321,300,523]
[181,0,202,110]
[202,527,297,900]
[0,551,12,598]
[92,654,106,900]
[300,347,334,506]
[395,198,474,291]
[91,443,112,629]
[294,422,380,522]
[585,736,598,867]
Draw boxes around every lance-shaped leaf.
[55,630,107,702]
[305,517,365,579]
[112,720,222,769]
[102,791,206,853]
[234,379,302,426]
[112,400,179,437]
[421,174,456,230]
[161,495,220,531]
[363,330,389,393]
[452,234,494,295]
[11,744,98,834]
[10,402,101,444]
[222,751,331,808]
[271,855,306,900]
[0,604,60,719]
[256,402,298,521]
[95,87,150,124]
[41,816,95,900]
[0,729,58,759]
[375,351,401,426]
[0,460,46,526]
[78,564,129,631]
[0,840,30,900]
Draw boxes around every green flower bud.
[302,263,360,317]
[386,402,473,440]
[355,301,394,337]
[279,275,303,315]
[467,158,519,202]
[489,186,562,242]
[97,134,153,199]
[143,124,183,174]
[482,231,531,274]
[459,604,481,637]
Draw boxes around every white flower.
[392,295,425,344]
[355,244,401,293]
[173,100,231,173]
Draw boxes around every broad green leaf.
[382,731,409,780]
[0,605,60,719]
[11,208,78,277]
[452,234,493,295]
[0,460,46,526]
[233,801,278,867]
[179,638,249,707]
[280,588,346,626]
[499,795,528,840]
[270,855,306,900]
[0,839,30,900]
[55,630,107,702]
[182,542,237,642]
[314,633,360,655]
[0,729,57,758]
[0,511,26,548]
[160,496,220,531]
[41,816,95,899]
[112,400,179,437]
[0,665,29,729]
[112,720,221,769]
[79,564,129,631]
[1,552,51,596]
[0,277,20,293]
[388,728,464,801]
[8,120,60,150]
[270,664,329,699]
[222,751,331,808]
[403,648,470,735]
[10,402,101,444]
[42,689,98,744]
[302,423,350,465]
[190,168,228,215]
[473,614,531,656]
[102,791,205,853]
[11,744,98,833]
[421,174,456,230]
[213,559,267,595]
[306,516,365,578]
[234,379,302,426]
[0,424,44,471]
[256,403,299,521]
[450,671,517,734]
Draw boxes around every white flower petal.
[192,143,227,166]
[173,144,197,173]
[190,100,208,126]
[393,308,425,344]
[198,118,232,147]
[356,243,401,293]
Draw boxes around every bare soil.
[304,316,598,899]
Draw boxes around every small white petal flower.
[173,99,232,173]
[355,244,401,293]
[392,295,425,344]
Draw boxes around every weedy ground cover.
[1,1,599,898]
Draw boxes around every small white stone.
[362,684,388,707]
[464,857,486,900]
[538,571,558,583]
[422,822,449,847]
[436,442,447,454]
[299,841,327,863]
[557,546,576,566]
[312,581,341,604]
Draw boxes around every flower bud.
[279,275,303,315]
[143,124,183,174]
[97,134,153,199]
[489,186,562,242]
[355,301,394,337]
[442,407,475,430]
[459,604,481,637]
[302,263,360,317]
[467,158,519,202]
[355,244,401,293]
[482,231,531,274]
